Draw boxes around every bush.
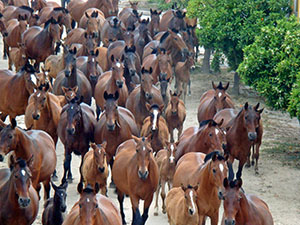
[238,16,300,111]
[288,74,300,119]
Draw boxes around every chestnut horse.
[80,142,109,196]
[31,0,60,11]
[57,97,96,184]
[22,17,61,70]
[94,91,139,184]
[159,9,186,31]
[63,184,122,225]
[53,47,93,105]
[0,63,37,121]
[0,158,39,225]
[126,67,164,130]
[221,178,274,225]
[8,43,27,71]
[197,81,235,123]
[149,9,162,38]
[112,136,159,225]
[165,91,186,142]
[0,119,57,200]
[154,142,177,216]
[94,55,128,112]
[173,151,228,225]
[140,103,169,153]
[175,119,226,162]
[213,102,263,180]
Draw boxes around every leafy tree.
[187,0,291,94]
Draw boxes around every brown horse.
[175,119,226,161]
[0,119,57,200]
[3,15,27,59]
[0,63,37,121]
[141,103,169,153]
[118,0,138,19]
[24,83,62,146]
[0,158,39,225]
[213,102,263,180]
[197,81,235,123]
[221,178,273,225]
[149,9,161,38]
[80,142,108,196]
[53,47,93,105]
[119,8,141,30]
[165,91,186,142]
[101,16,125,47]
[22,17,61,70]
[3,5,33,23]
[63,184,122,225]
[175,52,194,103]
[159,9,186,31]
[94,55,128,112]
[126,67,164,130]
[8,0,29,6]
[8,43,27,71]
[67,0,114,23]
[94,91,139,184]
[154,142,177,216]
[112,136,159,225]
[57,97,96,184]
[94,46,108,71]
[31,0,60,11]
[173,151,228,225]
[165,184,199,225]
[134,18,152,61]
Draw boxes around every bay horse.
[22,17,61,70]
[101,16,125,47]
[126,67,164,130]
[175,119,226,162]
[140,103,169,153]
[3,15,27,60]
[159,9,186,31]
[154,142,177,216]
[173,151,228,225]
[197,81,235,123]
[94,55,128,112]
[119,8,141,30]
[0,63,37,121]
[53,47,93,105]
[8,43,27,71]
[0,119,57,200]
[157,75,171,112]
[94,91,139,185]
[67,0,114,23]
[134,18,152,61]
[80,142,108,196]
[149,9,162,38]
[165,184,199,225]
[165,91,186,142]
[0,158,39,225]
[213,102,263,180]
[63,184,122,225]
[42,181,68,225]
[221,178,274,225]
[112,136,159,225]
[57,97,96,184]
[3,5,33,23]
[31,0,60,11]
[24,83,62,147]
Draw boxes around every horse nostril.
[107,123,115,131]
[248,132,257,141]
[61,205,67,212]
[222,143,227,150]
[116,81,123,88]
[19,198,30,208]
[67,128,75,135]
[65,70,70,77]
[32,114,40,120]
[189,208,194,215]
[98,167,105,173]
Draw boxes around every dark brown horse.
[0,63,37,121]
[221,178,274,225]
[101,16,125,47]
[0,119,57,200]
[53,47,93,105]
[0,158,39,225]
[57,97,96,184]
[134,18,152,61]
[94,91,139,183]
[112,136,159,225]
[22,17,61,70]
[175,119,226,162]
[173,151,228,225]
[159,9,186,31]
[126,67,164,131]
[149,9,161,38]
[3,5,33,23]
[197,82,235,123]
[213,102,263,180]
[63,184,122,225]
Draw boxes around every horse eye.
[213,168,216,174]
[8,135,13,139]
[43,97,46,101]
[95,204,98,208]
[209,133,212,137]
[245,116,248,120]
[174,38,178,40]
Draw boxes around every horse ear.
[114,90,119,101]
[104,91,109,100]
[132,135,140,144]
[150,8,153,14]
[258,108,264,114]
[84,32,88,39]
[194,183,199,191]
[181,183,187,192]
[24,14,27,21]
[158,10,162,15]
[182,12,186,18]
[236,179,243,189]
[0,119,6,129]
[85,11,89,18]
[244,102,249,110]
[77,182,83,194]
[71,19,76,29]
[111,54,115,62]
[178,90,182,97]
[11,118,17,129]
[223,177,229,188]
[145,102,151,111]
[61,86,68,94]
[91,143,97,150]
[212,81,217,90]
[217,119,224,127]
[72,86,78,93]
[211,152,217,161]
[224,82,230,91]
[101,141,107,149]
[254,103,260,111]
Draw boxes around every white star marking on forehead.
[31,74,37,85]
[215,128,219,135]
[177,33,182,39]
[219,164,224,172]
[92,58,95,63]
[116,62,121,68]
[87,198,90,202]
[21,169,26,176]
[218,92,222,97]
[37,93,41,97]
[61,193,64,197]
[170,144,174,151]
[143,146,146,151]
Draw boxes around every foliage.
[148,0,189,10]
[238,17,300,112]
[288,74,300,119]
[211,50,222,74]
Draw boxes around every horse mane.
[53,7,69,13]
[160,31,170,44]
[104,93,115,100]
[124,45,136,53]
[150,104,160,110]
[132,9,139,17]
[175,10,185,19]
[171,28,179,33]
[204,151,225,163]
[199,119,217,128]
[44,17,57,27]
[19,6,34,13]
[151,9,159,15]
[216,82,226,90]
[112,17,119,28]
[187,184,193,189]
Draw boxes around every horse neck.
[139,85,148,105]
[40,27,53,47]
[14,128,33,160]
[88,0,103,10]
[235,193,251,224]
[228,111,247,139]
[52,199,64,222]
[207,97,217,115]
[106,71,118,93]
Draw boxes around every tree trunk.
[233,71,240,95]
[202,47,211,73]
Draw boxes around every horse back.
[213,108,239,130]
[159,10,173,31]
[175,126,198,161]
[118,107,139,136]
[96,194,122,225]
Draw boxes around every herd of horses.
[0,0,274,225]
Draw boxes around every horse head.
[157,48,172,82]
[171,9,186,31]
[149,9,161,36]
[51,181,68,212]
[123,45,138,77]
[103,91,120,131]
[132,135,153,180]
[66,97,82,135]
[64,47,77,77]
[141,67,154,100]
[62,86,78,103]
[169,90,182,115]
[166,29,188,60]
[0,119,18,160]
[212,81,230,112]
[23,63,38,94]
[158,76,170,100]
[84,32,97,56]
[45,17,61,51]
[145,103,164,133]
[87,49,101,83]
[17,14,28,33]
[129,1,139,10]
[55,7,73,33]
[31,83,50,120]
[181,184,199,216]
[102,0,114,16]
[91,142,107,173]
[85,11,100,39]
[166,142,177,164]
[110,55,125,89]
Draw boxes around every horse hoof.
[245,163,251,168]
[67,177,73,183]
[255,170,259,175]
[162,209,166,214]
[51,174,58,182]
[154,212,158,216]
[109,182,116,188]
[251,161,255,166]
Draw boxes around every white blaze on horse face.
[169,144,175,163]
[92,58,95,63]
[215,128,219,135]
[21,169,26,177]
[189,190,196,215]
[30,74,37,86]
[142,146,146,151]
[152,109,159,130]
[87,198,90,203]
[218,92,222,98]
[37,92,41,98]
[116,62,121,68]
[219,163,224,172]
[177,33,182,39]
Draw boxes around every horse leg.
[61,151,72,184]
[78,153,85,185]
[178,125,183,142]
[160,179,167,214]
[109,158,116,188]
[183,82,187,104]
[130,196,142,225]
[142,195,153,225]
[153,179,160,216]
[245,151,251,168]
[170,127,174,143]
[236,159,246,180]
[227,156,235,181]
[43,178,51,200]
[253,142,260,174]
[117,189,126,225]
[188,78,191,96]
[3,40,7,59]
[36,183,42,200]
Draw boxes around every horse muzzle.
[106,123,115,131]
[138,170,149,180]
[98,167,105,173]
[65,70,71,77]
[32,114,40,120]
[145,92,153,100]
[116,80,123,88]
[18,197,31,208]
[129,69,136,76]
[248,132,257,141]
[67,128,75,135]
[188,208,195,215]
[60,204,67,212]
[224,219,236,225]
